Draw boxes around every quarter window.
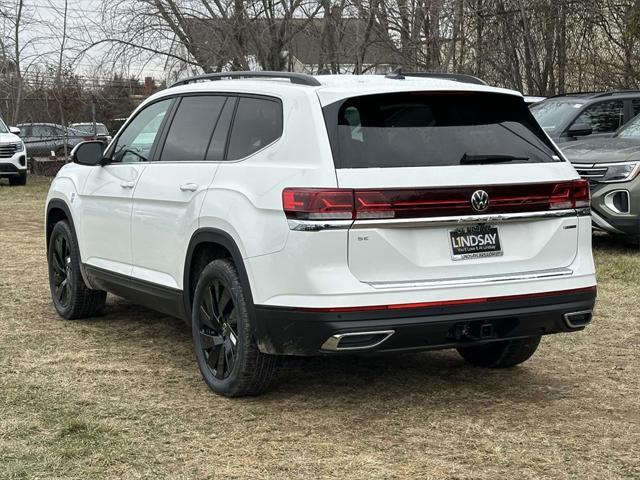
[112,99,172,163]
[227,97,282,160]
[160,96,226,161]
[573,100,624,133]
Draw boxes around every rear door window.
[573,100,624,133]
[160,95,226,161]
[227,97,282,160]
[323,92,560,168]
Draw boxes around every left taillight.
[282,188,354,220]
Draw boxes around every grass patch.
[0,175,639,479]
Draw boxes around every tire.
[456,336,542,368]
[47,220,106,319]
[8,172,26,186]
[192,258,278,397]
[624,235,640,248]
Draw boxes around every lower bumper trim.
[253,289,597,355]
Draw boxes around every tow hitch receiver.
[450,321,495,341]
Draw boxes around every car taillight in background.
[282,180,590,221]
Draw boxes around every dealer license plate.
[449,225,503,260]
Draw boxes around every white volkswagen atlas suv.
[45,71,597,397]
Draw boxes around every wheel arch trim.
[46,198,94,289]
[183,228,254,321]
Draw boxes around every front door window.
[112,99,172,163]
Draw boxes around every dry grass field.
[1,175,639,479]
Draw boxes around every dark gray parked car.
[70,122,112,144]
[530,91,640,144]
[561,114,640,243]
[16,123,88,156]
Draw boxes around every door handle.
[180,183,199,192]
[120,180,135,189]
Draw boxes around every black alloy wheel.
[47,220,106,319]
[197,279,239,380]
[191,259,278,397]
[51,232,73,309]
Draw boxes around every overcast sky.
[20,0,169,82]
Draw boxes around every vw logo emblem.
[470,190,489,212]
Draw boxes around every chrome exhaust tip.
[563,310,593,329]
[321,330,395,351]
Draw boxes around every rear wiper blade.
[460,153,530,164]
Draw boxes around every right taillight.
[550,180,590,210]
[282,188,354,220]
[571,179,591,208]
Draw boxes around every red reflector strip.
[295,286,597,313]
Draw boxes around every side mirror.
[9,126,20,135]
[567,123,593,137]
[71,141,105,166]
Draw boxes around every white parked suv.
[45,71,597,397]
[0,118,27,185]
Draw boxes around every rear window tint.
[227,97,282,160]
[323,92,561,168]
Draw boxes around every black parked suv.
[530,91,640,144]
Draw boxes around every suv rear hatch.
[320,91,589,286]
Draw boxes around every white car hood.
[0,132,21,144]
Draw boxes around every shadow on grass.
[592,231,638,253]
[84,296,562,408]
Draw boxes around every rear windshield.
[322,92,561,168]
[530,99,583,133]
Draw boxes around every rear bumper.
[253,288,597,355]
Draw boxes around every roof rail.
[546,92,598,99]
[385,67,487,86]
[170,71,321,88]
[591,90,640,98]
[548,90,640,100]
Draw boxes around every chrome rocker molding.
[563,310,593,329]
[369,267,574,290]
[288,209,589,231]
[321,330,396,351]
